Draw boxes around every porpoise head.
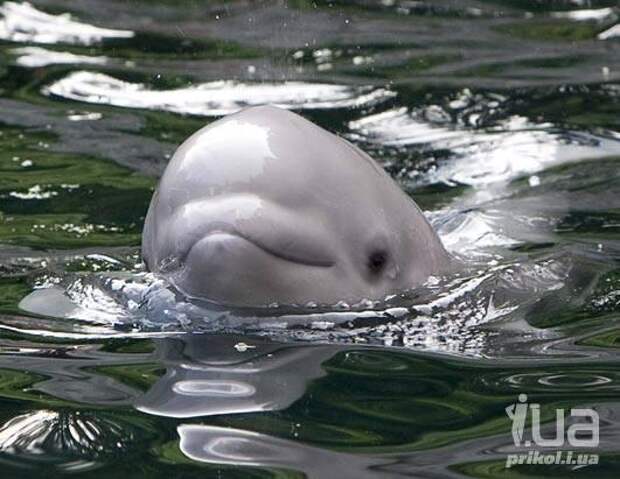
[142,105,451,307]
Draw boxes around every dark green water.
[0,0,620,477]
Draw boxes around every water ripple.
[0,409,152,470]
[0,1,133,46]
[11,46,107,68]
[350,106,620,186]
[43,71,396,116]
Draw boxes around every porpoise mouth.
[185,230,336,269]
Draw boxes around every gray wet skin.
[142,105,451,307]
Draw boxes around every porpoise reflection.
[142,105,451,307]
[178,424,401,479]
[136,334,338,418]
[136,334,402,478]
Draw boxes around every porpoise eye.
[367,250,388,274]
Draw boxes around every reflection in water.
[44,71,396,116]
[177,408,620,479]
[137,334,337,418]
[350,105,620,187]
[0,410,59,454]
[0,340,147,405]
[11,46,108,68]
[161,340,620,477]
[598,23,620,40]
[0,334,617,475]
[0,409,140,472]
[550,7,616,22]
[0,1,133,45]
[178,424,396,479]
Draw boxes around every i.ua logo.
[504,393,600,469]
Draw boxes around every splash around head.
[142,105,451,308]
